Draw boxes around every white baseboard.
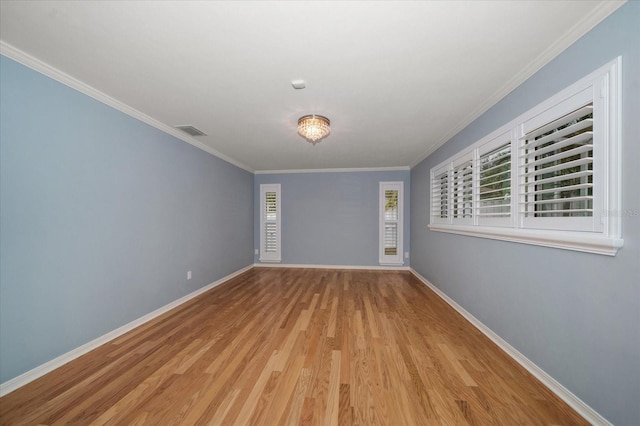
[0,264,254,397]
[409,268,612,426]
[254,263,410,271]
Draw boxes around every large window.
[259,184,281,262]
[379,181,404,265]
[429,58,622,256]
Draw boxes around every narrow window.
[379,182,404,265]
[260,184,281,262]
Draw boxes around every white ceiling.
[0,1,624,172]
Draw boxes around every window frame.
[259,183,281,263]
[379,181,404,266]
[428,57,623,256]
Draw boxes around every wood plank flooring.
[0,268,588,425]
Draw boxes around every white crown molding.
[254,263,410,271]
[409,0,626,168]
[254,166,410,175]
[0,42,254,173]
[0,264,254,397]
[409,268,612,426]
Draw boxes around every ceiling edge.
[254,166,411,175]
[0,41,255,173]
[408,0,627,169]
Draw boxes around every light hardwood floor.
[0,268,588,425]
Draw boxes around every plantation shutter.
[428,58,621,255]
[431,164,450,224]
[383,189,399,256]
[477,134,512,226]
[451,154,473,224]
[379,182,404,265]
[520,101,599,232]
[264,192,278,253]
[260,184,281,262]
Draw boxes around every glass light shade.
[297,115,330,144]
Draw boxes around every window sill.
[428,224,623,256]
[379,261,405,266]
[259,258,281,263]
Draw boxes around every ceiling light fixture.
[297,115,331,145]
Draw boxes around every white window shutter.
[519,92,600,232]
[260,184,281,262]
[379,182,404,265]
[477,132,512,227]
[431,164,450,224]
[451,153,474,225]
[428,58,622,255]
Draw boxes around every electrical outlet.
[187,270,192,280]
[254,249,259,255]
[404,251,409,259]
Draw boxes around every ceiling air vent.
[174,125,207,137]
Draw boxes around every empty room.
[0,1,638,425]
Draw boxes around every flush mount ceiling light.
[297,114,331,145]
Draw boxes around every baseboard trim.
[0,264,254,397]
[409,268,612,426]
[254,263,410,271]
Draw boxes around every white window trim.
[379,181,404,266]
[259,183,281,263]
[429,57,623,256]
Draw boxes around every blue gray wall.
[410,3,639,425]
[0,56,254,383]
[254,171,410,266]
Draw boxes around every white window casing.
[429,57,623,256]
[379,181,404,265]
[260,183,281,262]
